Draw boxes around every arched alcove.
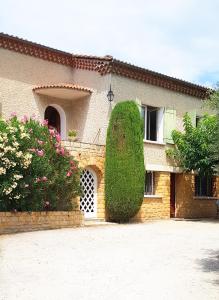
[44,104,66,139]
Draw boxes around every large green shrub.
[166,113,218,177]
[0,114,81,211]
[105,101,145,222]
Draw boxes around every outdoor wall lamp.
[107,84,114,103]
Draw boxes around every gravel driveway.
[0,220,219,300]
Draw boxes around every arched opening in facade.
[44,104,66,139]
[45,106,60,133]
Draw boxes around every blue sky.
[1,0,219,87]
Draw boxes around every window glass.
[196,116,201,127]
[141,105,159,141]
[145,171,155,195]
[195,175,213,197]
[147,106,157,141]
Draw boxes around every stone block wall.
[61,141,219,221]
[132,172,171,221]
[175,174,219,218]
[0,211,83,234]
[63,141,105,220]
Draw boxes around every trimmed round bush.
[105,101,145,222]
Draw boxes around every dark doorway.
[44,106,61,134]
[170,173,176,218]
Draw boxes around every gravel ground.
[0,219,219,300]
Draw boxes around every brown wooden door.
[170,173,176,218]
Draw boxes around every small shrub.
[68,129,77,139]
[0,114,81,211]
[105,101,145,222]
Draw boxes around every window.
[141,106,163,142]
[195,175,213,197]
[145,171,155,195]
[196,116,201,127]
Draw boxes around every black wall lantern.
[107,84,114,103]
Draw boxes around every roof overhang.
[33,84,92,100]
[1,32,209,99]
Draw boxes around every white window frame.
[142,105,164,143]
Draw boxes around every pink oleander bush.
[0,114,81,212]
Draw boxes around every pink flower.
[28,148,36,153]
[21,115,28,123]
[36,178,41,183]
[31,113,36,120]
[67,171,72,177]
[55,134,61,142]
[56,147,65,155]
[59,147,65,155]
[49,129,56,137]
[71,165,77,171]
[29,128,33,133]
[36,150,44,157]
[37,140,44,145]
[42,119,48,126]
[10,112,17,117]
[42,176,47,182]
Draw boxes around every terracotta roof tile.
[33,84,93,93]
[0,32,210,99]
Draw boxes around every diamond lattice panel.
[80,169,95,215]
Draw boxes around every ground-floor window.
[195,175,213,197]
[145,171,155,195]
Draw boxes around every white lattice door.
[80,169,97,218]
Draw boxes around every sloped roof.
[33,84,92,99]
[0,32,209,99]
[33,83,92,93]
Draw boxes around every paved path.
[0,220,219,300]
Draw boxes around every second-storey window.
[141,105,163,142]
[196,116,201,127]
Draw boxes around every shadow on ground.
[197,249,219,286]
[174,218,219,224]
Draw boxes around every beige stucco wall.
[0,48,111,144]
[111,74,205,171]
[72,69,111,144]
[0,48,208,171]
[0,48,74,119]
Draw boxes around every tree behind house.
[166,113,218,177]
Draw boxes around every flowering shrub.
[0,114,81,212]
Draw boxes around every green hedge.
[105,101,145,222]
